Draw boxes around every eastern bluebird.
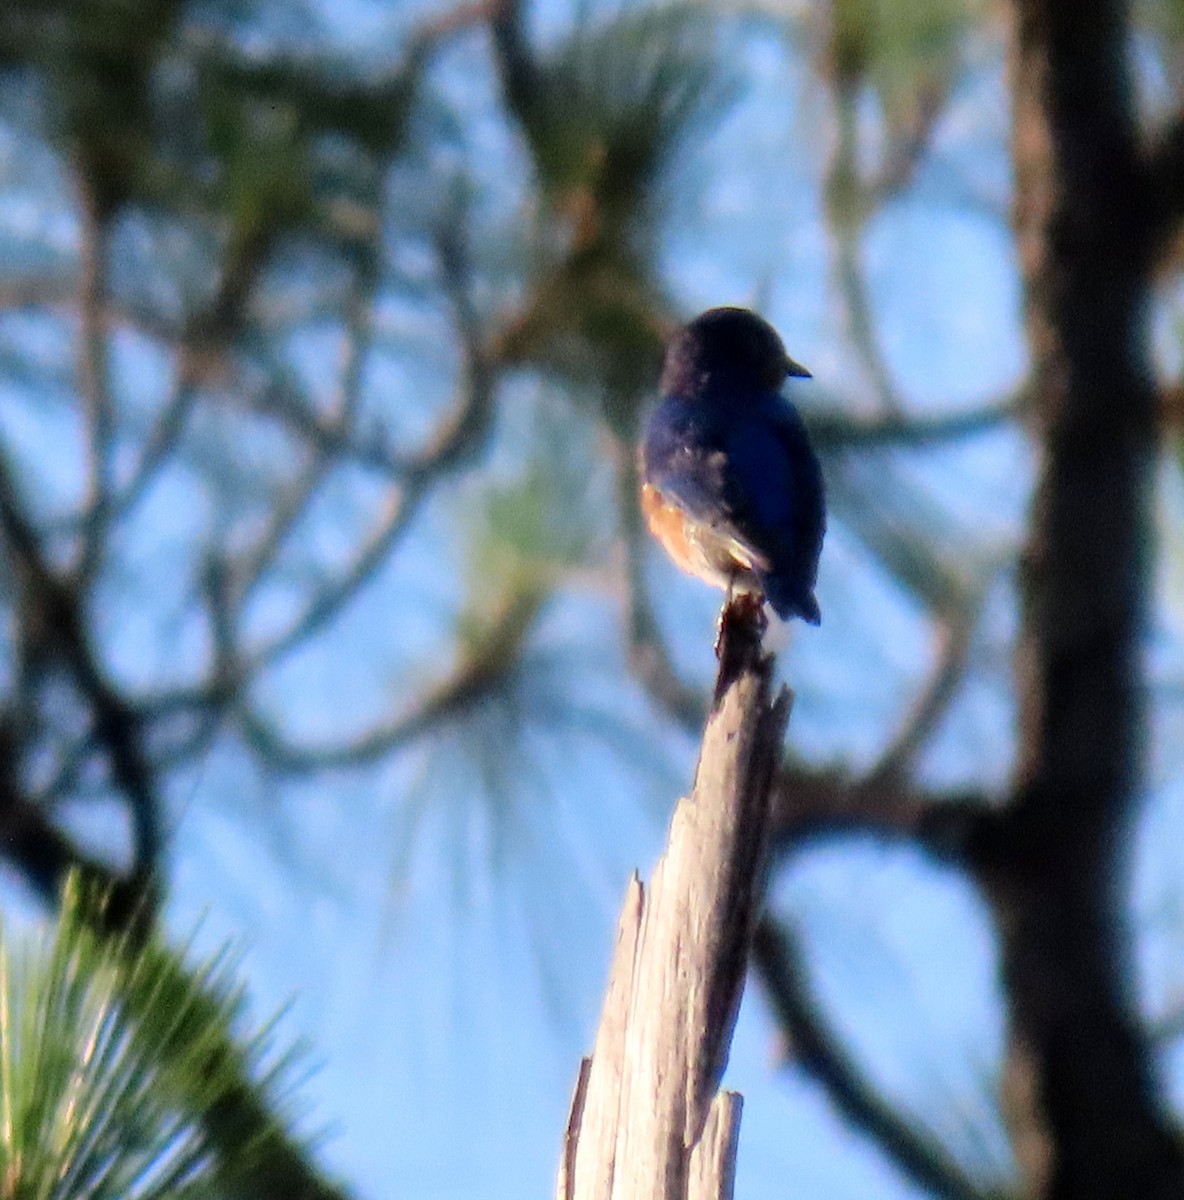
[640,307,826,624]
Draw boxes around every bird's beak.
[785,355,812,379]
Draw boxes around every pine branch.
[767,762,986,864]
[73,178,117,584]
[0,878,350,1200]
[1145,112,1184,252]
[0,451,162,894]
[240,589,545,772]
[751,917,991,1200]
[806,393,1023,450]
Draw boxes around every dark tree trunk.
[992,0,1184,1195]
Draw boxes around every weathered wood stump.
[557,597,791,1200]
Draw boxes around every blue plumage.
[640,308,826,624]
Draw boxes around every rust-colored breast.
[641,483,700,577]
[641,482,748,591]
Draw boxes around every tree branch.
[249,221,497,669]
[806,392,1023,450]
[408,0,509,55]
[488,0,536,126]
[240,590,544,772]
[1144,113,1184,252]
[751,916,990,1200]
[230,253,381,608]
[0,737,145,921]
[865,598,981,787]
[832,222,904,412]
[74,179,117,583]
[114,380,198,519]
[767,761,987,865]
[870,80,951,205]
[0,451,161,894]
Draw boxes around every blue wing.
[642,393,825,622]
[641,395,731,521]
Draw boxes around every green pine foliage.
[0,880,315,1200]
[496,5,737,433]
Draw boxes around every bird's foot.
[713,590,767,659]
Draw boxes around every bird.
[639,306,826,624]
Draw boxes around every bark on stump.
[558,598,790,1200]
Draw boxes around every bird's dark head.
[659,307,810,400]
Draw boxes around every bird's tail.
[762,573,821,625]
